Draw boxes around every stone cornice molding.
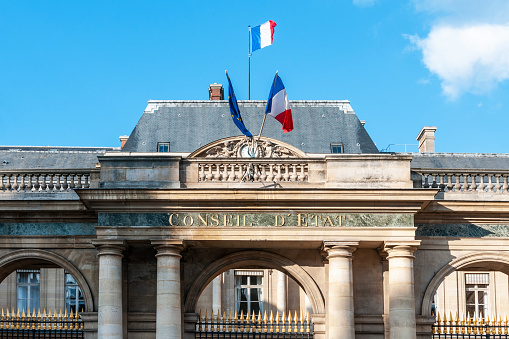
[416,200,509,224]
[77,188,438,214]
[383,241,421,259]
[151,239,185,258]
[91,239,127,257]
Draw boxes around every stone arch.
[184,250,325,314]
[0,249,94,312]
[421,251,509,316]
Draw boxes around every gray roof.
[0,146,117,170]
[411,153,509,170]
[122,100,379,154]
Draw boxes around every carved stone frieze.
[188,136,306,158]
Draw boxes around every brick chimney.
[119,135,129,149]
[416,127,437,153]
[209,83,224,100]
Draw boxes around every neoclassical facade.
[1,94,509,338]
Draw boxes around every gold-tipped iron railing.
[0,308,83,338]
[433,312,509,338]
[196,310,313,338]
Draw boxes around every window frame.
[234,271,264,316]
[330,143,344,154]
[17,269,40,312]
[465,273,489,317]
[157,142,170,152]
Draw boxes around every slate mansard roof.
[0,146,117,170]
[121,100,380,154]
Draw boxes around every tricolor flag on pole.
[265,73,293,133]
[251,20,277,52]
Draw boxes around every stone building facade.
[1,90,509,339]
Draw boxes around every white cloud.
[410,24,509,99]
[353,0,377,7]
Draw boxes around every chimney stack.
[209,83,224,100]
[119,135,129,149]
[416,126,437,153]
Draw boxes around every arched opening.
[184,250,325,315]
[422,252,509,318]
[0,249,94,313]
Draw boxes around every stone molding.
[151,239,185,258]
[92,239,127,257]
[321,241,359,259]
[420,251,509,316]
[383,241,421,259]
[0,249,95,312]
[183,250,325,314]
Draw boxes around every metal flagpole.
[248,26,251,100]
[257,70,278,143]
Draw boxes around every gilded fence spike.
[275,312,280,333]
[447,312,452,334]
[263,310,268,333]
[31,309,36,330]
[505,316,508,334]
[251,311,256,332]
[257,310,262,332]
[287,311,292,333]
[238,310,244,332]
[269,311,274,333]
[0,308,3,330]
[300,311,305,333]
[466,313,472,334]
[486,315,491,334]
[306,312,311,333]
[294,310,299,333]
[281,311,286,333]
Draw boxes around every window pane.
[239,302,248,314]
[65,274,76,285]
[251,302,261,315]
[241,276,248,285]
[17,273,29,284]
[250,288,260,302]
[478,291,485,305]
[465,290,475,304]
[240,288,248,302]
[17,299,27,312]
[17,286,28,299]
[29,286,40,300]
[466,305,476,317]
[29,273,40,284]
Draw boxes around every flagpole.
[257,70,278,143]
[248,26,251,100]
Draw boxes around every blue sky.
[1,0,509,153]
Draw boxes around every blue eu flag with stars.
[226,72,253,139]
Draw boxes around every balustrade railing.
[198,162,308,183]
[0,308,83,338]
[0,171,91,192]
[415,170,509,193]
[433,312,509,338]
[196,310,313,338]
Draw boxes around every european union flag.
[226,72,253,139]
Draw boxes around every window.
[235,271,263,315]
[17,270,40,312]
[465,273,489,317]
[65,273,85,313]
[330,143,343,154]
[157,142,170,152]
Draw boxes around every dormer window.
[157,142,170,152]
[330,143,343,153]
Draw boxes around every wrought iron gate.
[195,310,313,339]
[433,313,509,338]
[0,309,84,338]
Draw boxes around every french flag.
[265,73,294,133]
[251,20,277,52]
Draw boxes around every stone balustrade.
[415,170,509,193]
[198,161,308,183]
[0,171,91,192]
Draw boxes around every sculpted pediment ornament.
[189,136,307,158]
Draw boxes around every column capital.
[383,241,420,259]
[151,239,185,257]
[92,239,127,257]
[321,241,359,259]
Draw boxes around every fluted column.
[152,240,185,339]
[92,240,127,339]
[323,241,358,339]
[384,241,420,339]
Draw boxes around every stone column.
[212,275,221,314]
[384,241,420,339]
[323,241,358,339]
[152,240,185,339]
[276,270,287,314]
[92,240,127,339]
